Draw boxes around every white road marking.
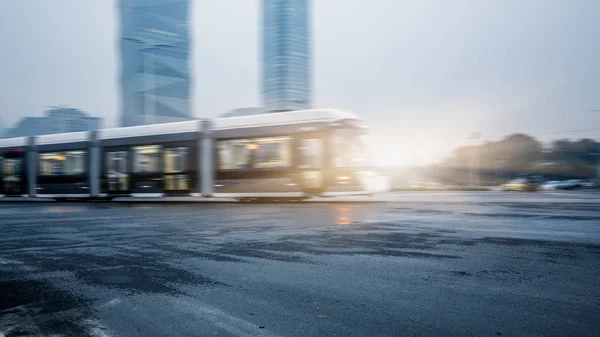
[174,298,281,337]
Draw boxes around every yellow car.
[500,178,537,191]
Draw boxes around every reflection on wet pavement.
[335,205,353,225]
[45,206,88,214]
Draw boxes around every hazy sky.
[1,0,599,166]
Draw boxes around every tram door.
[2,158,22,195]
[106,151,128,193]
[299,138,323,194]
[164,147,189,195]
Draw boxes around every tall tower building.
[119,0,192,127]
[262,0,312,112]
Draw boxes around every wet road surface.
[1,192,599,336]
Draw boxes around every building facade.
[262,0,312,112]
[219,107,266,118]
[119,0,192,127]
[2,107,102,138]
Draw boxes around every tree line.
[427,134,600,186]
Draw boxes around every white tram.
[0,109,389,201]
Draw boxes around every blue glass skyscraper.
[119,0,192,127]
[262,0,312,112]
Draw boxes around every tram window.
[254,139,292,168]
[218,137,292,170]
[4,159,20,176]
[105,151,128,191]
[106,151,127,173]
[165,147,188,173]
[300,139,322,169]
[133,145,161,173]
[8,161,14,175]
[218,141,248,170]
[39,151,85,176]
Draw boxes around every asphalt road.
[1,191,599,336]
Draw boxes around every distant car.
[563,179,585,190]
[539,181,563,191]
[583,178,600,188]
[501,178,537,191]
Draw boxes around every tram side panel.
[35,139,91,198]
[212,124,372,198]
[213,142,303,197]
[323,127,366,195]
[89,131,101,198]
[0,141,29,197]
[212,124,333,198]
[101,143,133,198]
[100,132,201,198]
[200,120,213,197]
[161,139,198,196]
[295,130,329,196]
[27,137,36,197]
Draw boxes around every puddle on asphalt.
[45,205,89,213]
[335,205,354,225]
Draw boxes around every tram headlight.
[337,176,351,184]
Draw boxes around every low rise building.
[3,107,102,138]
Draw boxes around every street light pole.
[469,132,482,187]
[593,152,600,179]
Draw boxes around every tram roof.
[0,109,364,146]
[98,120,202,140]
[0,137,28,149]
[214,109,364,130]
[36,131,90,146]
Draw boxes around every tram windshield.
[332,129,374,170]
